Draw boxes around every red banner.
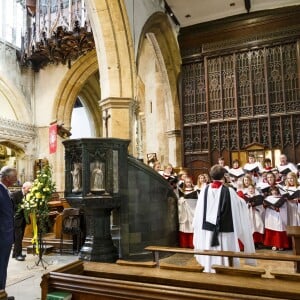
[49,124,57,154]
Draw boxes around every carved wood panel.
[182,40,300,167]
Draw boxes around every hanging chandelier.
[17,0,95,72]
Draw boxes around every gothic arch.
[53,50,102,136]
[0,75,35,181]
[85,0,135,99]
[0,75,32,123]
[136,12,182,165]
[137,12,181,131]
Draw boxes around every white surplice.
[193,185,256,272]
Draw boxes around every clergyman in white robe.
[193,165,256,273]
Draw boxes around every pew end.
[287,226,300,272]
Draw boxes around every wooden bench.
[40,260,300,300]
[144,245,300,271]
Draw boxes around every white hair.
[22,181,32,189]
[0,166,16,178]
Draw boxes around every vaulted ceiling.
[166,0,300,27]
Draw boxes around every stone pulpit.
[63,138,130,262]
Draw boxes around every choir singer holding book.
[277,154,298,181]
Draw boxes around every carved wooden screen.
[182,62,206,124]
[182,41,300,167]
[182,61,208,154]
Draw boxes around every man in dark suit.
[0,166,17,300]
[11,181,32,261]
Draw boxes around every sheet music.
[228,168,245,178]
[256,182,270,193]
[264,195,282,205]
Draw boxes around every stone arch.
[0,140,25,156]
[0,75,32,123]
[53,50,102,136]
[136,12,182,166]
[0,76,35,181]
[53,0,136,141]
[85,0,135,99]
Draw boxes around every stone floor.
[5,251,77,300]
[5,248,296,300]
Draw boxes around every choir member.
[277,154,298,181]
[263,186,290,251]
[283,172,300,226]
[218,157,230,171]
[241,174,255,194]
[193,165,255,272]
[243,154,263,184]
[178,177,197,248]
[244,184,265,247]
[159,163,176,180]
[228,159,245,189]
[194,173,207,194]
[177,169,188,189]
[152,161,161,172]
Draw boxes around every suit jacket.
[0,184,14,245]
[11,190,26,227]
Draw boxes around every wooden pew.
[144,245,300,270]
[287,226,300,272]
[41,260,300,300]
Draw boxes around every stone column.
[100,97,132,140]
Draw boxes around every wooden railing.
[144,245,300,271]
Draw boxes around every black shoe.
[255,243,264,250]
[14,253,26,258]
[15,255,25,261]
[7,296,15,300]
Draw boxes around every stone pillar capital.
[99,97,132,110]
[99,97,134,140]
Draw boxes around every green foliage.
[20,164,56,233]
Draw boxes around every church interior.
[1,0,300,299]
